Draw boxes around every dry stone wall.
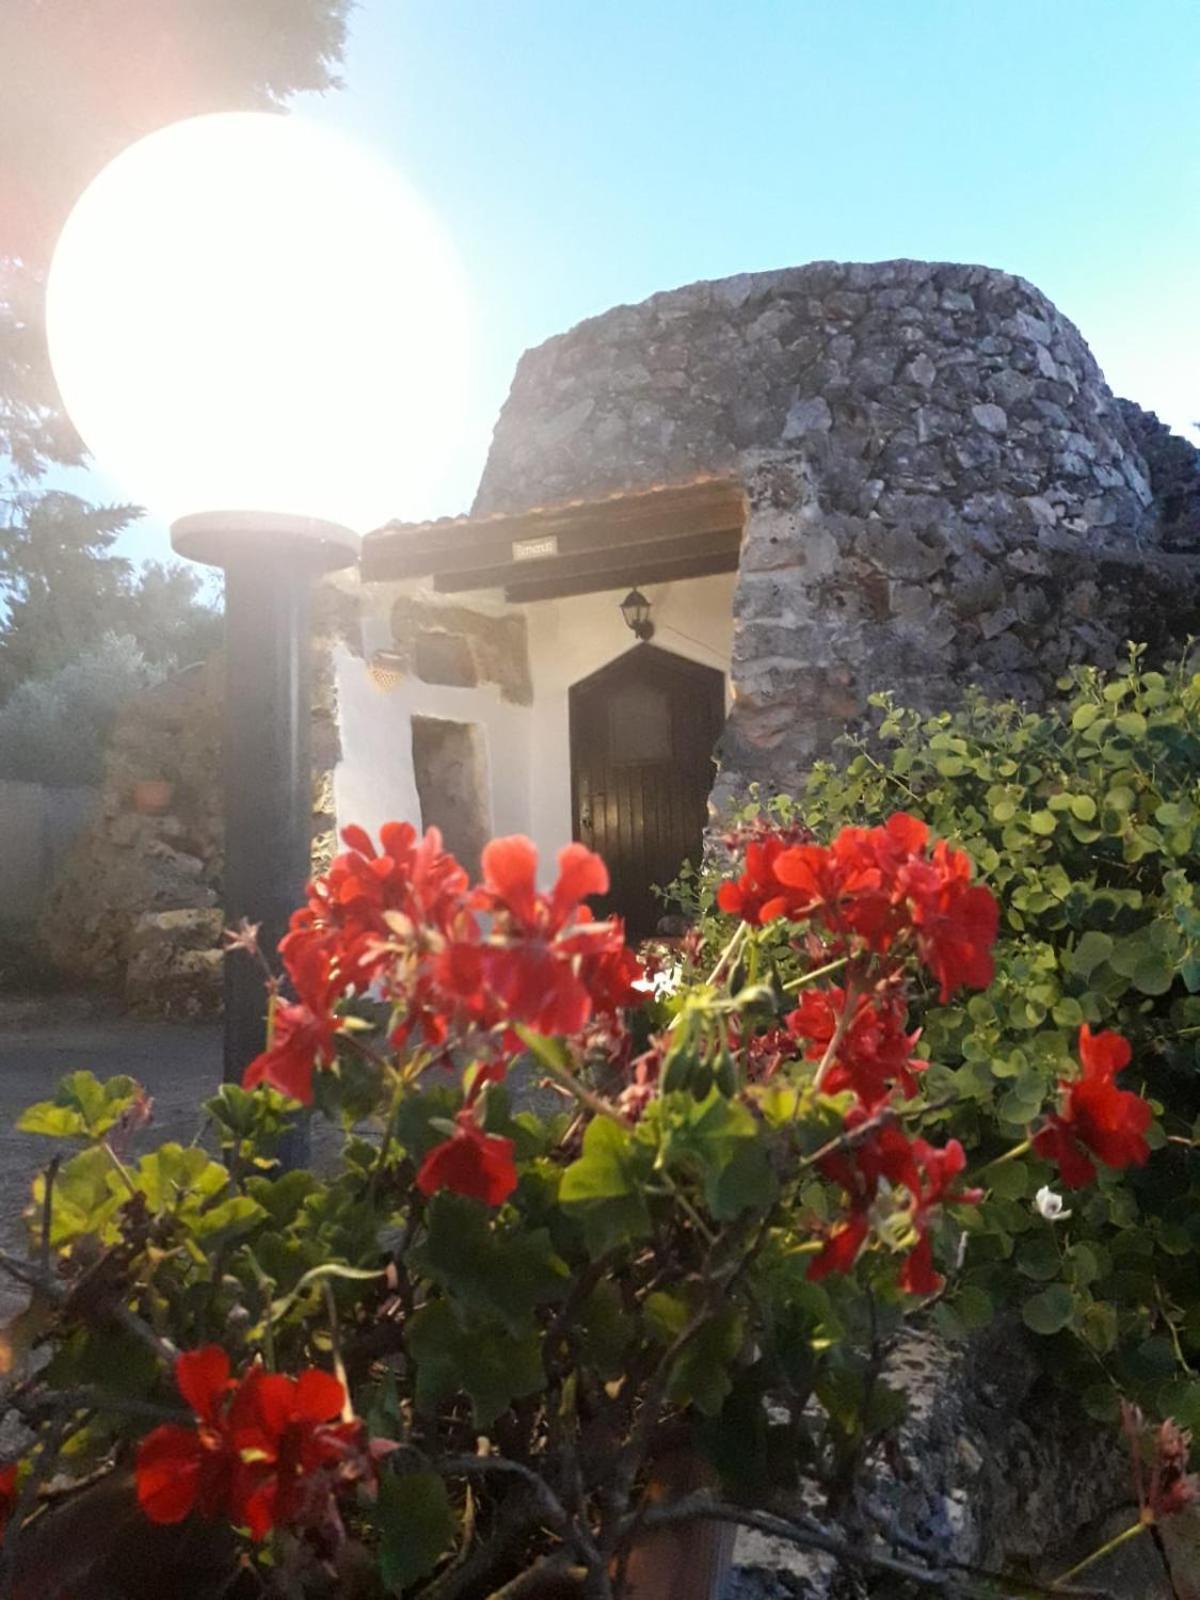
[37,649,340,1018]
[474,259,1200,810]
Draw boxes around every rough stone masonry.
[473,258,1200,812]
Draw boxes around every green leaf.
[1021,1284,1075,1335]
[246,1169,320,1228]
[190,1192,265,1245]
[1016,1236,1061,1281]
[956,1286,994,1331]
[134,1144,229,1214]
[644,1290,689,1343]
[1065,930,1113,979]
[668,1305,745,1416]
[30,1145,123,1246]
[416,1192,569,1334]
[1029,810,1057,836]
[406,1300,545,1427]
[559,1117,652,1254]
[705,1139,777,1221]
[376,1471,457,1594]
[665,1092,778,1221]
[18,1072,142,1141]
[576,1281,629,1379]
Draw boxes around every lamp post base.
[171,512,359,1158]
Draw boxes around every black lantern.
[619,587,654,642]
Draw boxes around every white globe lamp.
[46,111,471,1087]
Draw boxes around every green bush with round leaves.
[683,646,1200,1433]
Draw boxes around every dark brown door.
[570,644,725,940]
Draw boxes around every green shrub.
[0,632,159,785]
[688,646,1200,1428]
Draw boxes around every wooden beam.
[360,478,746,583]
[503,547,741,604]
[432,526,742,595]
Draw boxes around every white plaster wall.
[333,641,532,847]
[333,569,735,872]
[523,571,735,861]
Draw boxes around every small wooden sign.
[511,533,558,562]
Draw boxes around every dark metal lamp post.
[171,513,359,1082]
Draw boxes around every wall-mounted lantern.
[619,588,654,642]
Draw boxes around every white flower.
[1035,1185,1071,1223]
[632,962,684,999]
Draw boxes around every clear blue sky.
[106,0,1199,561]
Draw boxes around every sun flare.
[46,111,471,532]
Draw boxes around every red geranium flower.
[809,1123,979,1293]
[786,986,923,1110]
[1033,1026,1151,1187]
[717,814,998,1001]
[136,1346,238,1525]
[717,834,801,924]
[807,1211,870,1280]
[1123,1402,1199,1522]
[416,1114,518,1207]
[900,840,999,1001]
[0,1462,20,1544]
[136,1349,369,1540]
[242,997,341,1106]
[227,1367,363,1540]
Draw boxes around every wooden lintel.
[503,547,741,604]
[360,478,746,583]
[432,526,742,595]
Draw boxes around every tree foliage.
[0,633,159,785]
[0,489,221,705]
[0,0,350,721]
[2,0,352,272]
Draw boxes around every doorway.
[569,645,725,939]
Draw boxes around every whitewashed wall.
[333,569,735,870]
[523,572,735,860]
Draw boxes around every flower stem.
[706,921,748,987]
[539,1057,633,1131]
[811,976,860,1094]
[1051,1518,1147,1586]
[782,955,850,992]
[975,1137,1032,1179]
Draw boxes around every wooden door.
[570,645,725,940]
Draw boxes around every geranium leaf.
[1022,1284,1075,1335]
[406,1300,545,1427]
[29,1145,122,1246]
[18,1071,142,1140]
[559,1117,652,1254]
[376,1470,457,1594]
[415,1192,569,1334]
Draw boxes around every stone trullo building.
[338,257,1199,933]
[38,257,1200,1002]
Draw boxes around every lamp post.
[171,512,358,1082]
[46,112,469,1097]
